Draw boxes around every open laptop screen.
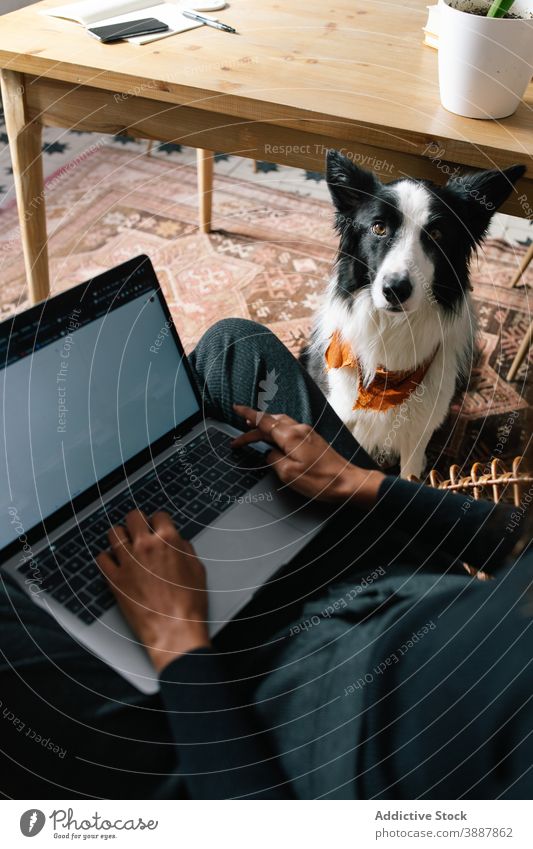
[0,257,200,555]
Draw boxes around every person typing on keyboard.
[0,318,530,800]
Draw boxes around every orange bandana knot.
[325,330,438,413]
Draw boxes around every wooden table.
[1,0,532,303]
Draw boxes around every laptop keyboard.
[18,428,268,625]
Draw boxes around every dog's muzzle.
[382,275,412,309]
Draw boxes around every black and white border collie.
[305,151,525,478]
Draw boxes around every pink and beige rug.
[0,146,530,477]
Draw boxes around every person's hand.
[232,404,384,506]
[97,510,210,672]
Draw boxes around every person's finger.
[151,511,180,541]
[96,550,121,581]
[150,513,198,562]
[233,404,267,426]
[265,447,286,467]
[233,410,298,454]
[234,404,297,431]
[95,551,127,595]
[106,525,132,567]
[262,418,304,454]
[233,420,295,454]
[150,511,175,531]
[231,428,275,449]
[125,509,151,541]
[268,454,294,485]
[108,524,131,551]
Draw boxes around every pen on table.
[182,9,238,34]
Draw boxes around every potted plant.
[438,0,533,118]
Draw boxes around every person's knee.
[194,318,278,361]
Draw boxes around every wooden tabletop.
[0,0,532,175]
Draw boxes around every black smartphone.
[88,18,170,43]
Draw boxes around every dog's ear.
[326,149,379,215]
[446,165,525,239]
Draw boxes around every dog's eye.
[429,227,442,241]
[371,222,387,237]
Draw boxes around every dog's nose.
[382,276,412,306]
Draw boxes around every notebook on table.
[43,0,226,45]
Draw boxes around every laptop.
[0,256,326,693]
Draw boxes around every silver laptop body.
[0,256,327,693]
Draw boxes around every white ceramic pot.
[438,0,533,118]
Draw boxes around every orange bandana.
[325,330,438,413]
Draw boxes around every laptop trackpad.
[193,503,310,632]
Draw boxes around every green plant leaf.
[487,0,516,17]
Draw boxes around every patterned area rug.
[0,146,530,478]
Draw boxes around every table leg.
[509,241,533,288]
[507,317,533,381]
[0,70,50,303]
[197,149,214,233]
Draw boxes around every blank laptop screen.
[0,271,199,552]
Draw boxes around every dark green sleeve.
[159,648,292,799]
[377,475,518,572]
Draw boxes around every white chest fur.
[313,286,475,478]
